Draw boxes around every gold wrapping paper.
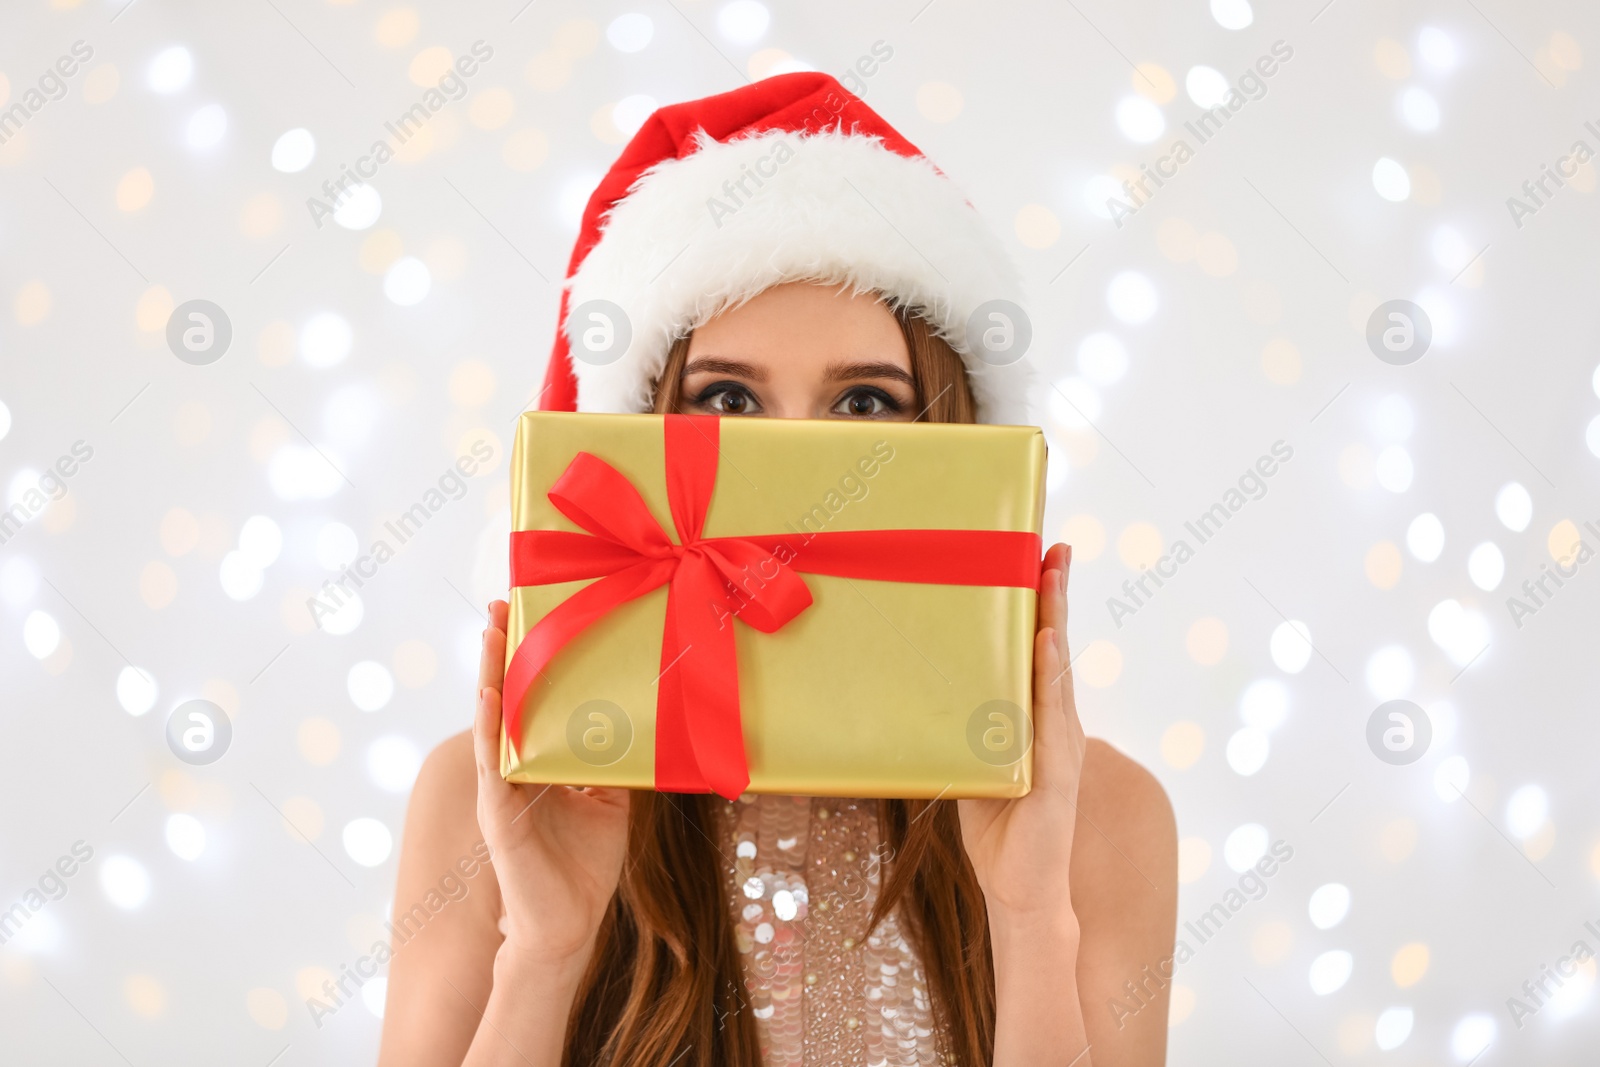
[503,412,1046,798]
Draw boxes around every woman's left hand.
[957,541,1085,926]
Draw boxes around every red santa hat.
[537,72,1031,425]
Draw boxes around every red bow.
[504,415,1041,800]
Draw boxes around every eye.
[691,382,761,416]
[832,387,901,419]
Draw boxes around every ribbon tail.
[503,558,675,763]
[652,580,709,794]
[670,554,750,801]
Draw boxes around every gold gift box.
[503,412,1045,798]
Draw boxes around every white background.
[2,0,1599,1063]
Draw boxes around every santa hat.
[537,72,1031,425]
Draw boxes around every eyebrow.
[683,357,768,382]
[682,357,914,388]
[823,361,914,386]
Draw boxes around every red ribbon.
[504,414,1041,800]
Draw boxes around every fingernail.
[1057,567,1067,595]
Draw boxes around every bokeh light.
[1398,87,1440,131]
[1225,728,1269,776]
[342,818,394,867]
[1308,883,1351,929]
[1185,66,1228,109]
[116,666,158,715]
[1406,513,1445,561]
[1115,96,1164,143]
[1466,542,1504,590]
[1495,481,1532,531]
[607,13,654,52]
[717,1,770,45]
[1310,950,1354,995]
[1223,823,1269,872]
[271,128,316,173]
[165,813,206,861]
[1365,645,1415,700]
[1450,1014,1495,1061]
[1209,0,1253,30]
[333,185,382,230]
[146,46,193,94]
[23,610,60,659]
[348,661,395,711]
[1269,621,1312,674]
[1373,157,1411,201]
[1375,1006,1414,1050]
[1106,271,1157,324]
[367,736,424,792]
[99,855,152,910]
[1417,27,1459,73]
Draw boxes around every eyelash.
[690,382,758,413]
[835,386,903,417]
[689,383,906,417]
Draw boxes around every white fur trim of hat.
[564,129,1033,425]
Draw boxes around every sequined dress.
[718,793,944,1066]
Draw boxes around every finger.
[477,616,509,694]
[1056,543,1072,671]
[490,599,509,633]
[1055,547,1078,711]
[472,682,507,785]
[1031,626,1062,752]
[1038,555,1067,671]
[1040,542,1067,639]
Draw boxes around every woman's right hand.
[474,600,631,972]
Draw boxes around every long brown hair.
[563,303,991,1066]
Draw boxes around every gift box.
[502,411,1046,800]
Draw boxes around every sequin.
[720,795,943,1066]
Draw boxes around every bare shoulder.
[398,728,499,919]
[411,728,479,831]
[1070,738,1178,1063]
[377,729,503,1067]
[1071,737,1178,898]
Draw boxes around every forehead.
[686,283,909,369]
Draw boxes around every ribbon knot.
[504,415,1043,800]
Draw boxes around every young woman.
[382,76,1177,1066]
